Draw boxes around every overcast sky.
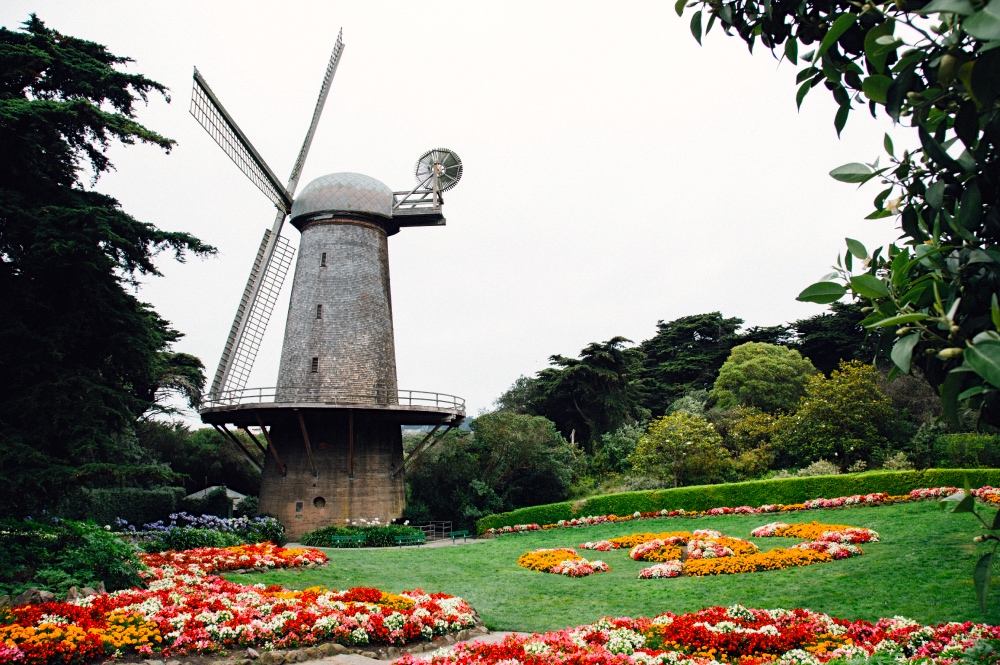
[3,1,905,423]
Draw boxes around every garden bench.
[328,535,366,548]
[449,530,469,544]
[394,534,426,548]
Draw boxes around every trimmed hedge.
[475,469,1000,534]
[57,487,186,527]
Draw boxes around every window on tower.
[321,252,327,267]
[316,304,323,319]
[310,357,319,373]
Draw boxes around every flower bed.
[0,543,478,664]
[572,524,871,580]
[483,486,997,536]
[116,513,286,552]
[399,604,1000,665]
[750,522,880,544]
[516,549,610,577]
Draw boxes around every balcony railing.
[201,386,465,412]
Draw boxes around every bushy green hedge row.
[57,487,186,526]
[300,524,424,548]
[475,469,1000,534]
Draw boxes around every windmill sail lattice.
[210,230,295,399]
[190,70,292,213]
[194,32,345,399]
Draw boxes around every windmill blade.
[286,29,345,193]
[206,31,346,400]
[210,228,296,398]
[190,68,293,213]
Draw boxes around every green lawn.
[232,501,997,632]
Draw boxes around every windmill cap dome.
[290,172,393,221]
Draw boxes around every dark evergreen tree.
[531,337,647,451]
[638,313,744,416]
[791,302,879,376]
[0,16,213,513]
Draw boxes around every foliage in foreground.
[0,16,213,514]
[300,524,423,548]
[0,518,144,597]
[673,0,1000,423]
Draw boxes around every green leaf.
[834,104,850,137]
[919,0,975,14]
[941,369,967,426]
[891,332,921,373]
[974,551,994,613]
[864,20,896,74]
[815,13,857,62]
[846,238,868,259]
[691,10,703,45]
[675,0,687,16]
[884,133,895,156]
[830,162,874,183]
[784,38,798,65]
[796,80,812,110]
[955,101,980,149]
[992,293,1000,331]
[939,490,975,513]
[920,127,963,173]
[960,183,984,230]
[966,3,1000,41]
[851,274,890,298]
[797,281,848,304]
[972,49,1000,108]
[991,507,1000,531]
[927,181,947,210]
[958,385,987,400]
[862,75,891,103]
[871,313,930,327]
[965,339,1000,388]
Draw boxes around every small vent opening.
[321,252,327,267]
[316,304,323,319]
[310,357,319,373]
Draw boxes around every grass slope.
[235,501,996,632]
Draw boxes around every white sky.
[3,1,906,423]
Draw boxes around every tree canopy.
[710,342,818,413]
[531,337,648,451]
[674,0,1000,423]
[0,16,213,513]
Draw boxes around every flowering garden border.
[397,604,1000,665]
[0,543,479,665]
[484,486,999,536]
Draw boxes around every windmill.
[192,32,466,538]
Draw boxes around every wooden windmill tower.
[191,32,465,538]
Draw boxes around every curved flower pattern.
[0,544,477,664]
[398,605,1000,665]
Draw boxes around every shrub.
[882,452,915,471]
[475,468,1000,533]
[56,487,185,526]
[179,486,235,517]
[630,412,730,487]
[235,495,259,518]
[799,460,841,477]
[118,513,286,552]
[773,361,902,472]
[709,343,816,414]
[300,524,424,548]
[935,433,1000,468]
[0,518,144,596]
